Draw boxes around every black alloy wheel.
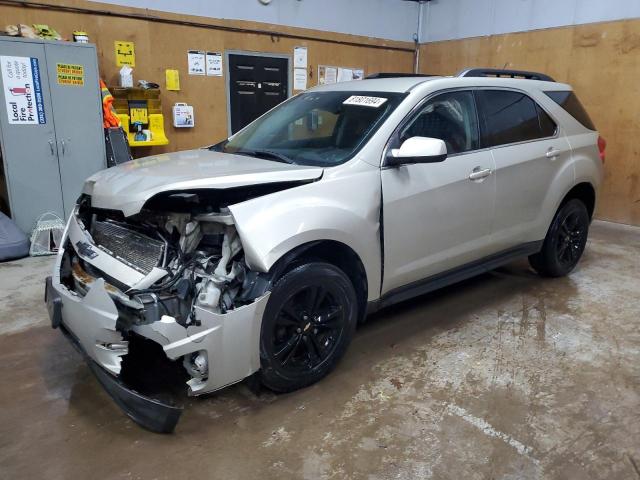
[259,262,357,392]
[273,285,344,371]
[555,209,588,269]
[529,198,590,277]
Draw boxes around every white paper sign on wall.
[294,68,307,91]
[337,67,353,83]
[206,52,222,76]
[187,50,206,75]
[294,46,307,69]
[1,55,46,125]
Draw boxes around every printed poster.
[114,41,135,67]
[1,55,46,125]
[337,67,353,83]
[325,66,337,84]
[56,63,84,86]
[188,50,206,75]
[318,65,327,85]
[294,46,307,68]
[318,65,337,85]
[206,52,222,76]
[293,67,307,91]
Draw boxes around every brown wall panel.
[0,0,414,155]
[420,19,640,225]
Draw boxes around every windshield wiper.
[233,149,296,164]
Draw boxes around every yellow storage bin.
[117,113,169,147]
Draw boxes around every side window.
[476,90,556,148]
[400,90,479,155]
[537,104,557,137]
[544,90,596,130]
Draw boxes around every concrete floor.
[0,220,639,479]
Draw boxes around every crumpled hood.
[84,149,323,216]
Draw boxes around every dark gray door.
[44,42,105,217]
[228,54,288,134]
[0,38,64,233]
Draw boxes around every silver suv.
[45,69,604,432]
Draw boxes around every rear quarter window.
[544,91,596,130]
[475,90,556,147]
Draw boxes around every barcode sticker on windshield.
[343,95,388,108]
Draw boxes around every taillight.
[597,136,606,163]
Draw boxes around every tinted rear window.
[544,91,596,130]
[476,90,556,147]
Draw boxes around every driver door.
[381,90,497,294]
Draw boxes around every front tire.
[259,262,358,393]
[529,198,590,277]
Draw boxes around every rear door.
[381,90,496,294]
[475,89,572,249]
[228,54,289,134]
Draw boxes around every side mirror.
[387,136,447,166]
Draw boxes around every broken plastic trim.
[59,319,183,433]
[87,360,182,434]
[132,292,271,395]
[47,278,183,433]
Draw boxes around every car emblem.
[75,241,99,259]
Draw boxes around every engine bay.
[61,191,277,325]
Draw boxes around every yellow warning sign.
[130,107,148,124]
[56,63,84,86]
[115,41,135,67]
[165,69,180,91]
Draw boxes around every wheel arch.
[560,182,596,219]
[248,240,369,324]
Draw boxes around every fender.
[534,131,601,239]
[531,149,577,240]
[229,168,383,302]
[571,132,603,203]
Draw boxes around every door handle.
[546,148,561,159]
[48,139,55,156]
[60,139,66,156]
[468,167,492,181]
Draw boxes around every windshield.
[216,91,406,167]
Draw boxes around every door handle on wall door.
[48,140,55,156]
[546,148,561,159]
[468,167,492,181]
[60,139,66,155]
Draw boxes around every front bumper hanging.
[46,276,183,433]
[46,210,272,433]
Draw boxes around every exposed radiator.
[91,220,164,275]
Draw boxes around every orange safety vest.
[100,79,121,128]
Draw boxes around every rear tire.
[259,262,358,393]
[529,198,590,277]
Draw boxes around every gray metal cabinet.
[0,37,105,233]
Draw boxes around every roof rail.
[365,73,436,79]
[457,68,555,82]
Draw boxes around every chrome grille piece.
[91,221,164,275]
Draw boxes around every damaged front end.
[47,191,276,433]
